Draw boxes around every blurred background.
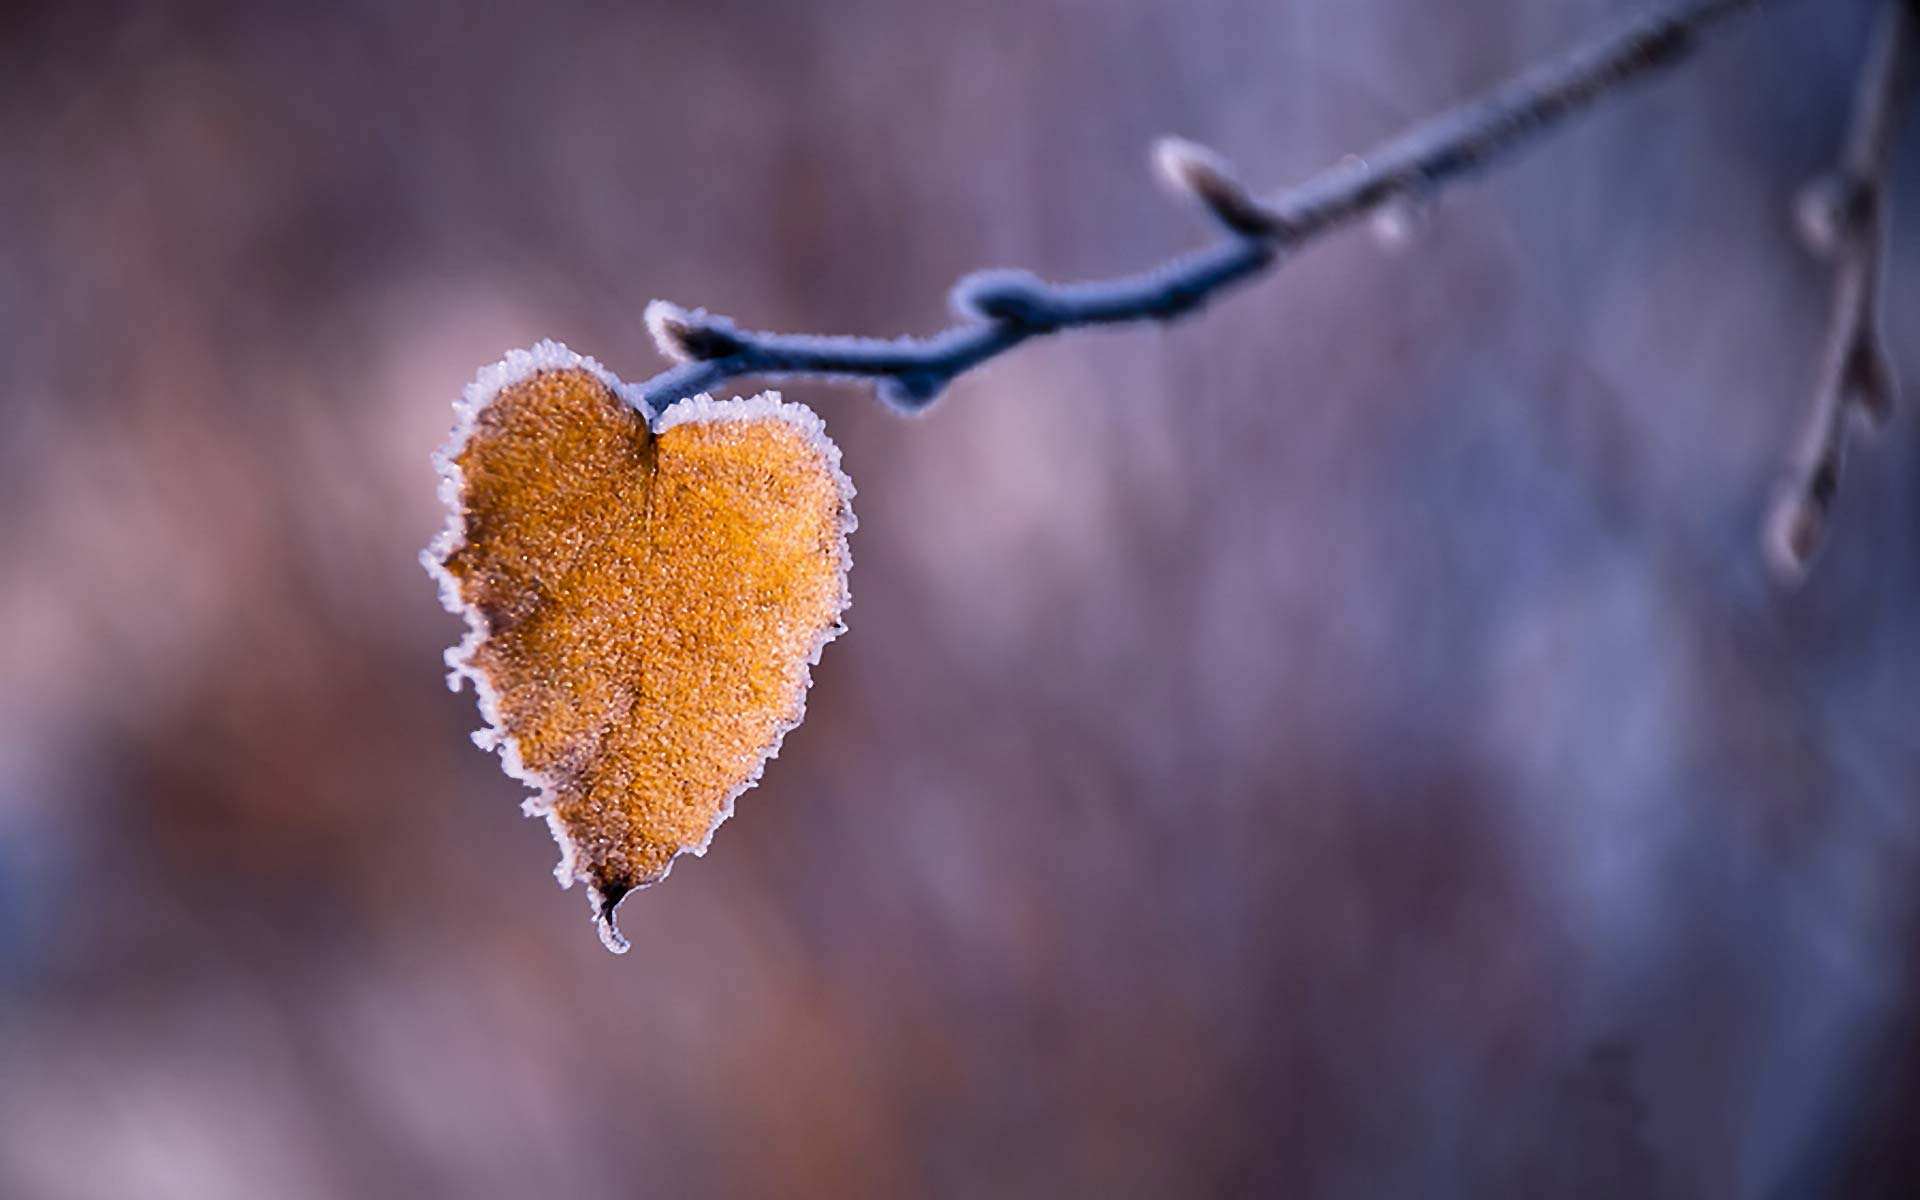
[2,0,1918,1195]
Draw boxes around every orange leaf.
[424,343,854,952]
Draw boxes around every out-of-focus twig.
[636,0,1765,415]
[1767,0,1916,584]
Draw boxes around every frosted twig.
[636,0,1764,414]
[1766,0,1915,584]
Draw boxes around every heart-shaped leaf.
[424,342,854,953]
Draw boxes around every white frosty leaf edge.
[420,340,855,955]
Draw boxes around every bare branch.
[1209,0,1759,244]
[636,0,1766,416]
[1766,0,1915,584]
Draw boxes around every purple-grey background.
[3,1,1918,1195]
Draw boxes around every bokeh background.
[3,0,1919,1195]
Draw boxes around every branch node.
[1154,137,1281,238]
[950,269,1060,327]
[875,372,948,413]
[1793,172,1872,259]
[1844,336,1897,428]
[1369,185,1437,251]
[1764,486,1827,585]
[646,301,749,363]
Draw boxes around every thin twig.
[1766,0,1915,584]
[636,0,1764,415]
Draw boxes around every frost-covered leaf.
[424,342,854,953]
